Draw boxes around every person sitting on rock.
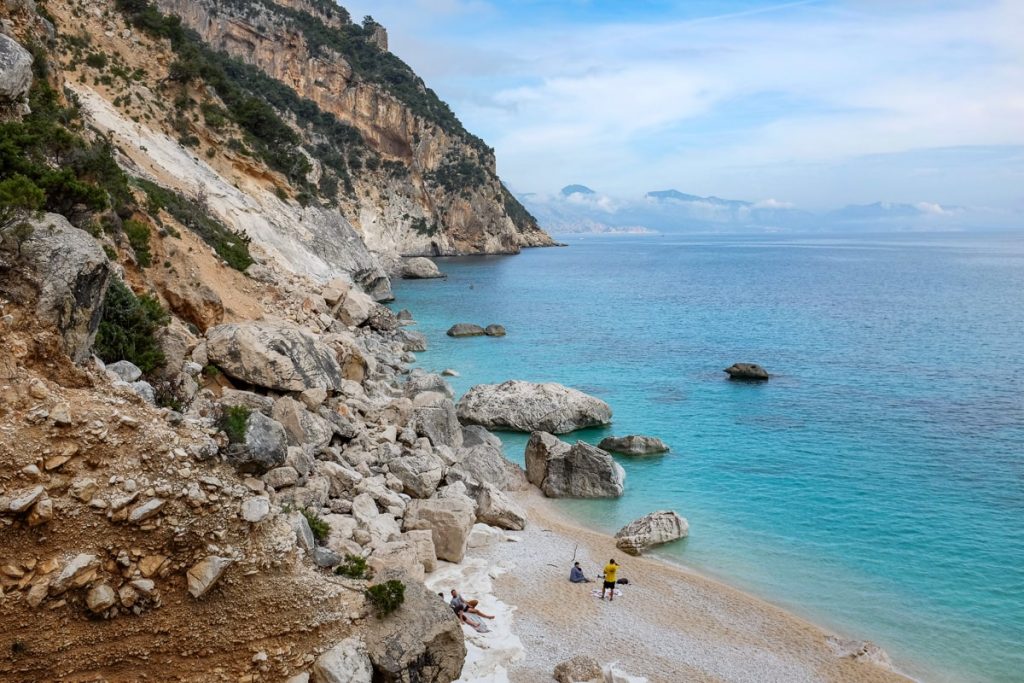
[601,559,619,601]
[451,589,494,619]
[569,561,591,583]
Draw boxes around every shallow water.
[390,232,1024,683]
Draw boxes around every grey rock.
[264,465,300,489]
[186,556,233,598]
[724,362,770,381]
[446,323,485,337]
[236,411,288,474]
[614,510,688,555]
[397,328,427,352]
[362,569,466,683]
[127,498,165,523]
[524,431,571,488]
[49,553,100,595]
[241,496,271,523]
[221,388,275,416]
[447,444,528,495]
[292,512,316,552]
[409,395,463,449]
[526,433,625,498]
[388,452,445,499]
[476,484,527,530]
[404,370,453,399]
[130,380,156,405]
[106,360,142,382]
[13,214,112,363]
[457,381,612,434]
[0,34,32,118]
[312,546,343,568]
[313,638,373,683]
[3,485,45,513]
[484,324,506,337]
[460,425,502,450]
[403,496,476,563]
[272,396,334,451]
[598,435,670,456]
[401,257,445,279]
[319,461,363,498]
[206,321,344,392]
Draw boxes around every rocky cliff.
[155,0,553,258]
[0,0,549,680]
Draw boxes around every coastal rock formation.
[598,435,670,456]
[10,214,112,363]
[614,511,689,555]
[312,638,373,683]
[404,496,476,563]
[0,33,32,118]
[402,257,444,279]
[476,483,527,530]
[484,324,506,337]
[362,570,466,682]
[206,322,345,393]
[446,443,529,495]
[457,381,613,434]
[724,362,770,380]
[525,433,626,498]
[447,323,486,337]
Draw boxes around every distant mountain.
[560,184,596,196]
[520,187,986,234]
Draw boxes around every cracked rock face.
[206,321,345,393]
[0,33,32,118]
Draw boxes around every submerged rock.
[457,380,612,434]
[614,510,688,555]
[446,323,485,337]
[598,435,669,456]
[724,362,770,381]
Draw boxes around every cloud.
[342,0,1024,210]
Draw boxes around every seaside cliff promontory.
[1,0,917,680]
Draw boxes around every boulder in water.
[446,323,486,337]
[401,257,445,279]
[724,362,770,381]
[484,324,506,337]
[598,435,669,456]
[614,510,688,555]
[457,380,612,434]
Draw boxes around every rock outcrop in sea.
[598,435,670,455]
[724,362,770,380]
[457,381,613,434]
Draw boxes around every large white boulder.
[525,433,625,498]
[476,484,527,531]
[206,321,344,392]
[614,510,688,555]
[403,496,476,563]
[312,638,373,683]
[457,381,612,434]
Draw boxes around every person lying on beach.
[450,589,494,619]
[569,561,591,583]
[601,559,619,601]
[455,604,491,633]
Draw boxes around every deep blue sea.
[390,233,1024,683]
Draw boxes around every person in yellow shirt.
[601,559,619,601]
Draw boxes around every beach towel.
[591,587,623,599]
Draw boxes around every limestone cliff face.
[155,0,553,257]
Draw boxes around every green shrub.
[122,218,152,267]
[302,509,330,543]
[85,52,108,69]
[202,363,220,377]
[93,278,169,374]
[365,580,405,618]
[219,405,250,443]
[334,554,372,580]
[134,179,253,271]
[0,174,45,232]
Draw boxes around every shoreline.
[450,488,915,683]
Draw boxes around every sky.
[343,0,1024,211]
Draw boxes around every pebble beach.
[445,489,914,683]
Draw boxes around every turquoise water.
[390,233,1024,683]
